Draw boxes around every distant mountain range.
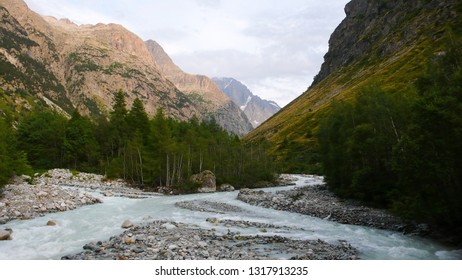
[0,0,254,136]
[212,77,280,128]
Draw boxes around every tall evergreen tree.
[17,110,67,169]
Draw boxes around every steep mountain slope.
[212,77,280,128]
[245,0,462,172]
[0,0,251,135]
[0,0,199,120]
[145,40,253,136]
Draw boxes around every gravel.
[62,220,359,260]
[237,184,408,232]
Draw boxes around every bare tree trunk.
[171,154,177,187]
[199,151,203,172]
[188,145,191,178]
[137,148,144,185]
[177,153,183,184]
[166,154,170,187]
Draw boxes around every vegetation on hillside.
[317,35,462,230]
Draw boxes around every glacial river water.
[0,175,461,260]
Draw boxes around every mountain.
[245,0,462,172]
[212,77,280,128]
[0,0,250,135]
[145,40,253,136]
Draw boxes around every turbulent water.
[0,175,460,260]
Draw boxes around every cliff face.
[146,40,253,136]
[212,77,280,128]
[312,0,457,86]
[0,0,251,135]
[245,0,462,170]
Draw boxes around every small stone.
[197,241,208,247]
[161,223,177,230]
[121,220,134,229]
[133,247,144,254]
[37,191,48,197]
[83,243,97,251]
[124,238,133,245]
[47,220,58,226]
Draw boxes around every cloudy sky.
[24,0,349,107]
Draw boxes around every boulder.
[0,229,13,240]
[219,184,235,192]
[121,220,134,229]
[190,170,216,193]
[47,220,58,226]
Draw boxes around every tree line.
[0,90,277,191]
[317,35,462,230]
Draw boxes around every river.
[0,175,460,260]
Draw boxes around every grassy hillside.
[245,0,462,173]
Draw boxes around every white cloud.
[23,0,349,107]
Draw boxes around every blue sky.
[24,0,349,106]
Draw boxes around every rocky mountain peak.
[213,77,280,128]
[146,40,253,135]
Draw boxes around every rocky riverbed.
[0,169,160,225]
[237,184,410,232]
[5,172,452,260]
[62,220,358,260]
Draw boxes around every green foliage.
[63,111,100,172]
[17,109,67,170]
[317,34,462,230]
[0,117,31,188]
[392,33,462,226]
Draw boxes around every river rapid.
[0,175,460,260]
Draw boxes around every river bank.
[0,169,161,225]
[62,220,358,260]
[236,181,462,246]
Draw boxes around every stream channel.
[0,175,460,260]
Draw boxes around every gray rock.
[121,220,134,229]
[190,170,216,193]
[219,184,235,192]
[161,223,177,230]
[37,191,48,197]
[0,229,13,240]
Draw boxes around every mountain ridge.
[145,40,253,136]
[212,77,280,128]
[0,0,251,135]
